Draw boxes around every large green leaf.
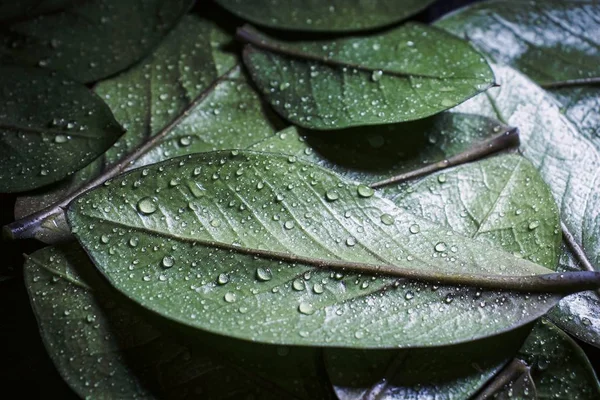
[0,0,193,82]
[436,0,600,86]
[0,66,124,193]
[25,244,334,399]
[450,66,600,347]
[67,150,577,348]
[325,153,558,400]
[251,112,517,188]
[214,0,437,32]
[239,23,495,129]
[8,15,282,243]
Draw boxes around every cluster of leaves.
[2,0,600,398]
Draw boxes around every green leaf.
[251,112,516,187]
[0,0,193,82]
[324,153,558,400]
[0,0,75,21]
[0,66,124,193]
[393,154,561,270]
[24,244,334,399]
[214,0,437,32]
[67,150,574,348]
[551,87,600,146]
[239,23,495,129]
[326,329,529,400]
[482,320,600,399]
[436,0,600,86]
[8,15,282,243]
[451,64,600,347]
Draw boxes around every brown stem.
[369,127,520,188]
[474,359,531,399]
[540,77,600,89]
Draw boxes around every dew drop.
[224,292,237,303]
[380,213,395,225]
[298,302,314,315]
[284,220,295,230]
[409,224,421,234]
[325,189,339,202]
[256,267,272,282]
[162,255,174,268]
[137,197,157,215]
[292,279,305,291]
[217,273,229,285]
[435,242,447,252]
[357,185,374,198]
[528,221,540,230]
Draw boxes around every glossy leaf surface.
[0,66,124,193]
[68,151,562,348]
[241,24,494,129]
[214,0,437,32]
[25,245,333,399]
[437,0,600,85]
[0,0,193,82]
[453,64,600,347]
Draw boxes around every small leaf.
[67,151,571,348]
[452,64,600,348]
[24,245,333,399]
[9,15,282,243]
[0,0,193,82]
[214,0,437,32]
[0,66,124,193]
[240,23,495,129]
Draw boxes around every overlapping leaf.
[0,0,193,82]
[325,153,559,399]
[214,0,437,32]
[9,15,282,243]
[438,1,600,345]
[251,112,517,188]
[67,150,572,348]
[240,23,494,129]
[0,66,124,192]
[25,245,334,399]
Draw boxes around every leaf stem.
[369,127,520,188]
[474,358,533,400]
[540,77,600,89]
[3,65,240,241]
[561,221,597,273]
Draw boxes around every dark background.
[1,1,598,398]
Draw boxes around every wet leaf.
[437,2,600,347]
[393,154,561,269]
[251,112,514,187]
[0,0,193,82]
[240,23,494,129]
[24,244,333,399]
[451,66,600,348]
[481,320,600,399]
[214,0,437,32]
[10,15,281,243]
[0,66,124,193]
[326,329,529,400]
[325,153,559,400]
[67,151,566,348]
[437,0,600,85]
